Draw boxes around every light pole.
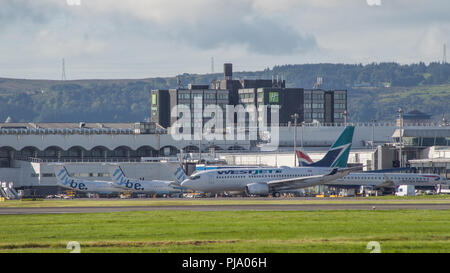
[291,113,299,167]
[198,133,202,162]
[371,119,376,150]
[397,108,404,168]
[343,110,348,127]
[301,121,305,148]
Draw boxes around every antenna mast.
[61,58,67,81]
[444,43,447,64]
[177,76,182,89]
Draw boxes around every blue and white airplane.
[53,165,121,193]
[180,126,357,196]
[108,165,186,196]
[53,164,188,195]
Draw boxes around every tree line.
[0,62,448,123]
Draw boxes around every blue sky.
[0,0,448,79]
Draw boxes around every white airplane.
[181,166,355,196]
[108,165,185,196]
[53,165,122,194]
[326,173,448,189]
[295,150,449,189]
[180,126,357,196]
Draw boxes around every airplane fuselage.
[182,166,334,193]
[326,173,447,188]
[113,178,182,194]
[58,179,121,193]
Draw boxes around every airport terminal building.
[0,119,448,195]
[0,63,449,196]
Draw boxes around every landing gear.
[273,192,281,198]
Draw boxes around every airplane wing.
[168,182,187,190]
[108,182,126,189]
[266,167,357,191]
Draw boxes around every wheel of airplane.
[273,192,281,198]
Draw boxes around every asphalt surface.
[1,203,450,214]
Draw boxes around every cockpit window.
[190,175,201,180]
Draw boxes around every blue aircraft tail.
[173,164,188,184]
[298,126,354,168]
[53,165,74,187]
[109,165,129,187]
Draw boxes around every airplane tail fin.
[173,164,188,184]
[296,149,314,166]
[53,165,72,186]
[109,165,128,186]
[301,126,355,168]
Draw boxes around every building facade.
[152,63,347,129]
[304,89,347,124]
[238,87,304,125]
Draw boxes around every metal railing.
[1,122,448,136]
[17,157,143,163]
[0,128,137,135]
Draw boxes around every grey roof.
[409,158,450,163]
[0,122,136,130]
[393,128,450,138]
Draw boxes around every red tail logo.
[296,150,313,164]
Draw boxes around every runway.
[1,202,450,214]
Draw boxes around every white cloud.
[35,29,107,58]
[416,25,449,61]
[0,0,448,79]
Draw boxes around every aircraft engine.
[245,183,269,196]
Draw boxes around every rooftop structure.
[393,128,450,147]
[152,63,347,128]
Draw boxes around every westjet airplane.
[296,150,448,189]
[180,126,357,196]
[108,165,185,197]
[53,165,121,193]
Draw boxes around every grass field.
[1,195,450,208]
[0,210,449,253]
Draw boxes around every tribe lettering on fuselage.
[217,169,283,175]
[57,169,88,191]
[112,169,144,191]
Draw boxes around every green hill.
[349,84,450,122]
[0,62,448,123]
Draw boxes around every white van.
[395,185,415,196]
